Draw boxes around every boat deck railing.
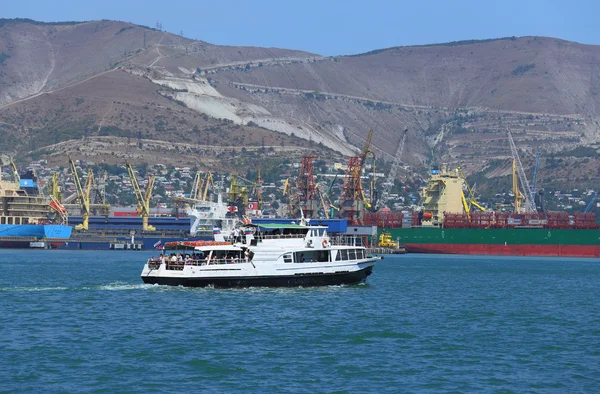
[331,236,365,247]
[148,258,248,270]
[258,233,305,240]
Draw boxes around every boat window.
[7,217,12,225]
[341,249,348,260]
[0,217,4,225]
[349,249,357,260]
[294,250,330,263]
[335,251,341,261]
[22,218,28,225]
[283,254,292,263]
[356,249,364,259]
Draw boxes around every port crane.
[374,127,408,210]
[339,129,376,224]
[584,191,598,213]
[10,159,19,183]
[530,151,541,204]
[126,162,156,231]
[49,172,62,202]
[228,173,261,215]
[508,130,536,213]
[69,157,93,230]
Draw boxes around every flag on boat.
[153,240,162,248]
[227,205,238,213]
[213,228,221,234]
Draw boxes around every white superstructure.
[141,224,378,287]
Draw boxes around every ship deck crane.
[457,167,485,219]
[375,127,408,210]
[69,157,93,230]
[508,130,536,213]
[126,162,156,231]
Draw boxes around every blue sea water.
[1,250,600,392]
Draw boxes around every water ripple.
[1,250,600,392]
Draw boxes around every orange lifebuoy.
[322,239,329,248]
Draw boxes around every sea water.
[1,250,599,392]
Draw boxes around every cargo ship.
[368,165,600,257]
[63,215,211,250]
[0,170,72,248]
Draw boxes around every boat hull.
[405,243,600,257]
[384,227,600,257]
[141,265,374,288]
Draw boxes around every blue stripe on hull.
[0,224,71,239]
[141,266,374,288]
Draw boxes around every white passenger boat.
[141,223,379,288]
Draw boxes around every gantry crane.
[69,157,93,230]
[126,162,156,231]
[375,127,408,210]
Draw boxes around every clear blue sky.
[3,0,598,55]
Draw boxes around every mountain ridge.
[0,18,598,189]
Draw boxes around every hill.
[0,18,599,188]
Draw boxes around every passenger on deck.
[177,254,183,263]
[170,254,177,263]
[159,254,165,264]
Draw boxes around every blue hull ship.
[0,168,71,248]
[0,224,72,239]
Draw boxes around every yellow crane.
[126,162,156,231]
[230,173,261,210]
[513,159,525,213]
[49,172,62,202]
[190,171,202,201]
[10,159,19,183]
[457,167,485,219]
[69,157,93,230]
[201,171,214,201]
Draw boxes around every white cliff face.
[0,28,55,107]
[144,69,356,155]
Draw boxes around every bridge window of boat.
[335,249,364,261]
[349,249,356,260]
[283,253,293,263]
[293,250,330,263]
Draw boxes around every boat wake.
[0,286,68,292]
[97,282,157,291]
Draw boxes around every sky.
[3,0,599,55]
